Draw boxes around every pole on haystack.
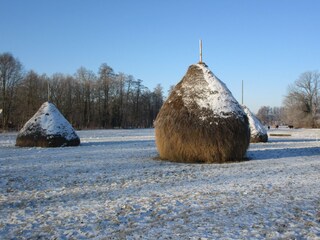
[241,80,244,105]
[199,39,203,63]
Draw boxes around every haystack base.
[16,134,80,147]
[155,108,250,163]
[250,134,268,143]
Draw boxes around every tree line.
[256,70,320,128]
[256,106,285,127]
[2,52,319,131]
[0,52,164,131]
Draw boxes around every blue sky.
[1,0,319,113]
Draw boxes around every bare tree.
[0,53,23,130]
[283,71,320,127]
[49,73,76,123]
[98,63,114,128]
[112,73,126,127]
[256,106,285,126]
[0,52,165,130]
[133,79,142,126]
[75,67,96,128]
[256,106,271,125]
[17,71,47,122]
[152,84,164,122]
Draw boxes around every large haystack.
[155,63,250,163]
[16,102,80,147]
[242,105,268,143]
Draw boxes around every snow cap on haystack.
[242,105,268,143]
[155,63,250,163]
[16,102,80,147]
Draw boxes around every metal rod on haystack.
[199,39,203,63]
[242,80,244,105]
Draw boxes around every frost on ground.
[0,128,320,239]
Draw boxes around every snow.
[18,102,79,141]
[1,128,320,239]
[182,64,245,119]
[242,105,267,136]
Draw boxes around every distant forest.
[257,70,320,128]
[2,52,319,131]
[0,52,164,131]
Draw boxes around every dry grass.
[269,133,292,137]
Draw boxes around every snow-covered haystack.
[16,102,80,147]
[154,63,250,163]
[242,105,268,143]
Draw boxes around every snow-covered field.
[0,128,319,239]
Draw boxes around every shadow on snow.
[80,139,155,147]
[248,146,320,160]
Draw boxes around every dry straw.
[155,63,250,163]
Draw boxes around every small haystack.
[16,102,80,147]
[242,105,268,143]
[155,63,250,163]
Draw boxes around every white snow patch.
[18,102,79,140]
[242,105,267,136]
[0,128,320,239]
[182,64,244,119]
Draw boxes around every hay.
[242,105,268,143]
[16,134,80,147]
[16,102,80,147]
[155,63,250,163]
[269,133,291,137]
